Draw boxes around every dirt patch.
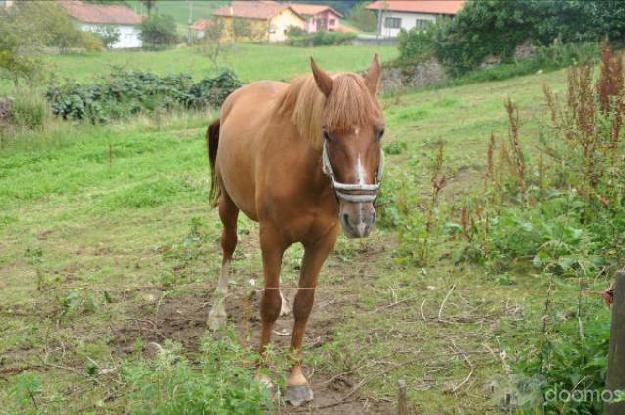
[114,246,396,414]
[115,290,212,353]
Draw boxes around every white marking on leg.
[208,260,230,330]
[280,290,291,316]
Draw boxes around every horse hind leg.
[208,193,239,331]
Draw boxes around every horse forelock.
[277,73,380,149]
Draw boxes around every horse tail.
[206,118,221,207]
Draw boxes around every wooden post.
[605,271,625,415]
[398,379,409,415]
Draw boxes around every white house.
[367,0,465,38]
[60,0,144,48]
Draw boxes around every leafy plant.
[123,336,273,414]
[46,69,242,123]
[9,372,43,414]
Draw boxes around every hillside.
[43,43,399,83]
[126,0,227,26]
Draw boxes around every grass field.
[126,0,228,27]
[43,43,398,84]
[0,54,613,414]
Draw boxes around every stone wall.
[379,58,447,92]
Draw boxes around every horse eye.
[323,130,332,141]
[377,128,385,140]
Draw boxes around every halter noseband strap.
[322,141,384,203]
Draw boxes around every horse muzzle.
[321,142,384,238]
[339,201,376,238]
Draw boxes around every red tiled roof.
[289,3,342,18]
[191,19,212,31]
[366,0,465,15]
[213,1,302,21]
[60,0,143,25]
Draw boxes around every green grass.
[126,0,227,27]
[43,43,398,84]
[0,61,610,413]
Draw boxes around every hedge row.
[398,0,625,76]
[286,31,357,47]
[45,69,241,123]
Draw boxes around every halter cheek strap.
[322,141,384,203]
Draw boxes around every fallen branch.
[450,339,474,393]
[438,284,456,321]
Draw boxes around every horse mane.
[277,73,380,149]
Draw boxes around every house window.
[414,19,431,30]
[0,0,5,6]
[329,19,335,25]
[384,17,401,29]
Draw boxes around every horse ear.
[364,54,381,95]
[310,57,333,97]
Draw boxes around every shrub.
[93,25,121,49]
[45,69,242,123]
[123,336,273,414]
[286,31,356,47]
[140,14,178,49]
[285,26,306,39]
[6,89,49,130]
[398,0,625,76]
[397,25,436,65]
[79,31,105,52]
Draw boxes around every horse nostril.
[342,213,349,224]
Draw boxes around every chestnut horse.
[205,56,384,405]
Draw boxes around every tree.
[0,31,42,86]
[140,0,157,17]
[139,14,178,48]
[0,1,95,84]
[398,0,625,76]
[202,19,226,70]
[12,1,90,53]
[346,2,376,33]
[94,25,121,48]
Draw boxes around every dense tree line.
[400,0,625,75]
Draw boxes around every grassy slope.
[126,0,228,25]
[44,43,398,84]
[0,66,607,413]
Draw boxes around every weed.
[8,88,49,130]
[123,336,273,414]
[9,372,43,414]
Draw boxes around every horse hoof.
[286,385,314,407]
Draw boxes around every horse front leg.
[286,230,337,406]
[258,223,289,357]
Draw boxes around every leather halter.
[321,140,384,203]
